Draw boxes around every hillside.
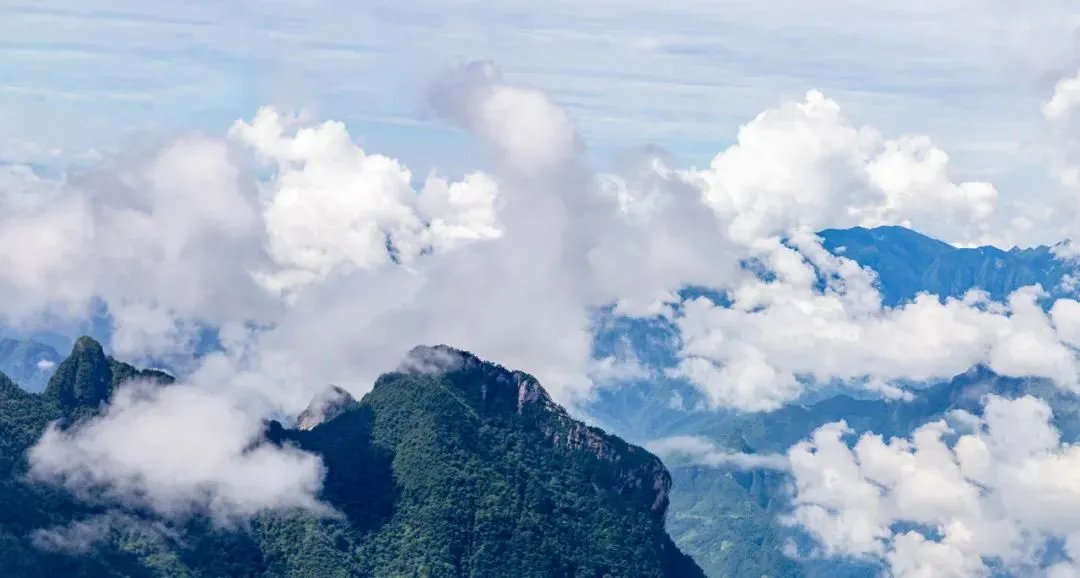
[586,225,1080,577]
[0,340,702,577]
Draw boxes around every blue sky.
[0,1,1075,195]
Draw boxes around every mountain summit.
[819,225,1073,305]
[41,336,173,416]
[278,344,703,576]
[0,343,702,577]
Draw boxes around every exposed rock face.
[287,344,704,577]
[296,385,359,431]
[515,374,548,414]
[397,345,675,517]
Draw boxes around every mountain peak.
[286,346,702,576]
[41,336,173,414]
[72,335,103,354]
[368,346,671,513]
[388,344,557,418]
[296,385,358,431]
[42,336,112,410]
[398,344,474,374]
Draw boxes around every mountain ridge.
[0,338,703,577]
[819,225,1075,305]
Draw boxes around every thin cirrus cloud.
[0,0,1073,187]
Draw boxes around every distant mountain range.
[818,225,1074,305]
[1,225,1076,577]
[0,339,701,577]
[588,225,1080,578]
[0,339,61,394]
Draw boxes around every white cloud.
[429,61,579,173]
[864,136,998,245]
[29,379,328,524]
[418,172,503,252]
[10,63,1080,531]
[0,136,278,359]
[1040,67,1080,248]
[670,234,1080,412]
[1,77,1076,420]
[688,91,1009,248]
[588,154,743,316]
[589,337,654,384]
[646,435,789,471]
[230,106,503,295]
[1046,71,1080,124]
[787,395,1080,577]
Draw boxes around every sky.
[11,2,1080,576]
[2,1,1076,192]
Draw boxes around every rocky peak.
[396,345,557,415]
[297,385,359,431]
[42,336,113,410]
[388,345,672,516]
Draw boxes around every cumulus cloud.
[587,152,744,316]
[5,69,1061,417]
[230,107,502,295]
[670,234,1080,411]
[688,90,1008,247]
[19,65,599,523]
[10,61,1080,527]
[429,61,580,173]
[787,395,1080,577]
[0,136,278,359]
[646,435,789,471]
[1046,71,1080,124]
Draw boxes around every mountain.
[295,385,358,431]
[0,340,702,577]
[0,337,182,577]
[41,336,174,421]
[585,226,1080,577]
[0,339,61,394]
[818,225,1074,305]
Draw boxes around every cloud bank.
[8,62,1080,524]
[29,380,328,523]
[786,395,1080,577]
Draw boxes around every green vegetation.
[0,341,702,577]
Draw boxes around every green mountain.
[585,226,1080,577]
[0,340,702,577]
